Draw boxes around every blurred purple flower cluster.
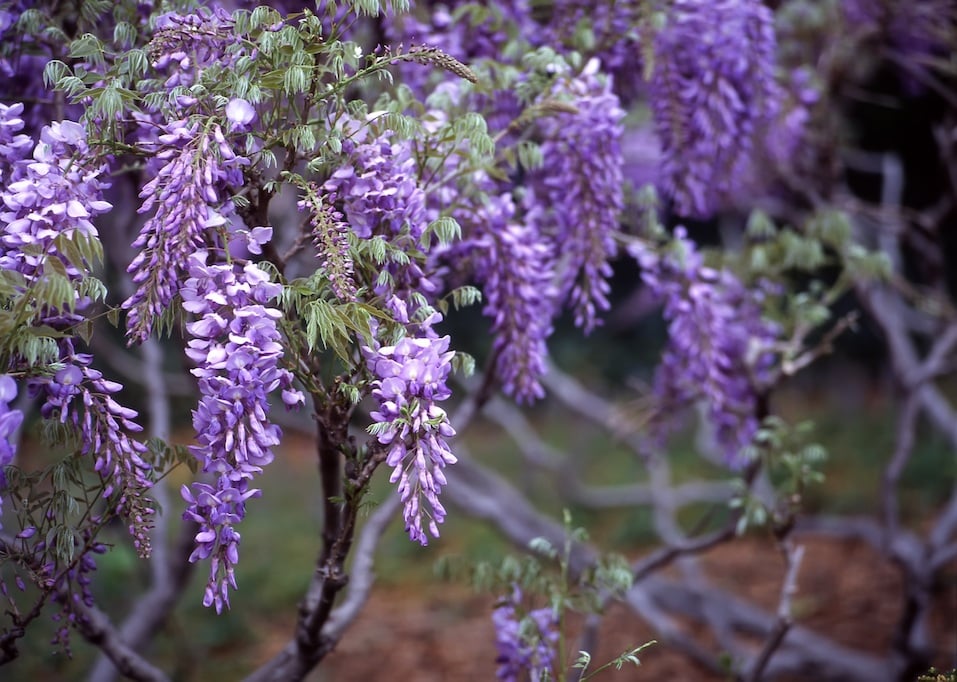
[180,252,302,612]
[0,375,23,530]
[492,586,559,682]
[530,59,624,332]
[123,119,248,343]
[629,229,778,467]
[651,0,779,218]
[364,316,456,545]
[472,194,555,403]
[150,6,238,91]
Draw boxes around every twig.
[744,541,805,682]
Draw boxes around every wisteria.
[0,375,23,530]
[364,317,456,545]
[0,118,111,285]
[492,586,559,682]
[650,0,779,217]
[323,120,428,242]
[529,59,624,332]
[629,229,778,466]
[471,194,554,402]
[27,344,155,554]
[180,252,302,612]
[123,119,248,343]
[148,6,238,91]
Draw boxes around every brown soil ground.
[262,535,957,681]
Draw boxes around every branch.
[318,493,401,642]
[71,602,171,682]
[744,541,805,682]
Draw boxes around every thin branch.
[744,541,805,682]
[320,493,401,642]
[71,602,171,682]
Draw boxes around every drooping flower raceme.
[0,112,155,551]
[470,193,555,403]
[323,118,439,319]
[651,0,779,218]
[492,586,560,682]
[0,119,112,286]
[529,59,624,332]
[298,188,357,301]
[364,316,456,545]
[29,345,155,555]
[180,252,302,612]
[629,229,778,467]
[0,375,24,531]
[123,119,248,343]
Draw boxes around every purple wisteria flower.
[180,252,302,612]
[0,119,112,285]
[384,0,535,96]
[0,102,33,185]
[363,316,456,545]
[471,193,555,403]
[323,120,428,242]
[123,119,248,343]
[0,111,154,550]
[323,117,440,319]
[29,345,155,555]
[149,6,238,91]
[0,375,24,531]
[529,58,624,332]
[492,586,559,682]
[629,229,778,467]
[651,0,780,218]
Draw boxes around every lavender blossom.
[629,229,778,467]
[29,345,155,555]
[492,586,559,682]
[364,316,456,545]
[530,59,624,332]
[0,375,24,531]
[123,120,248,343]
[471,194,555,403]
[651,0,780,217]
[181,252,301,612]
[0,102,33,185]
[323,118,439,318]
[0,119,112,285]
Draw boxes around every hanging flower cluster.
[364,316,456,545]
[471,193,555,403]
[0,375,23,531]
[180,252,303,612]
[0,111,154,548]
[529,59,625,332]
[650,0,779,217]
[492,586,560,682]
[0,118,111,285]
[29,344,155,555]
[629,229,778,467]
[123,119,248,343]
